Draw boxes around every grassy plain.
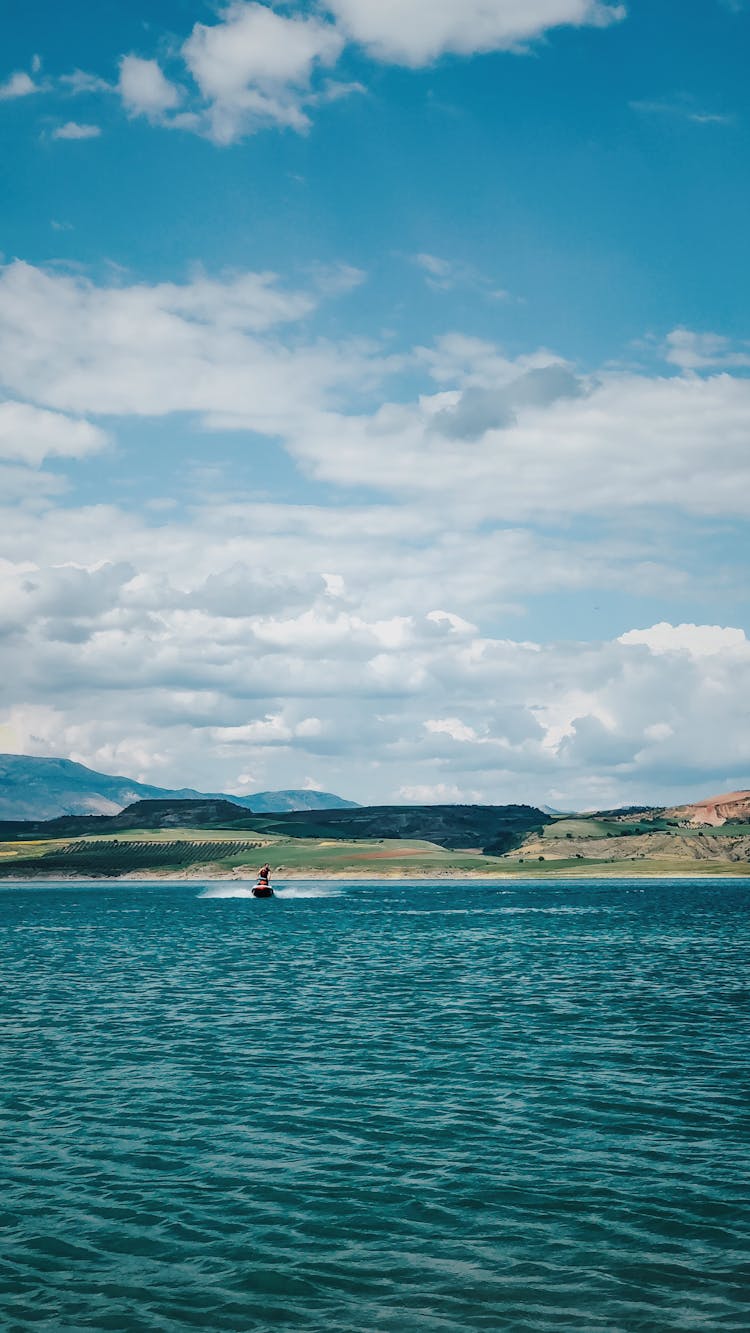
[1,822,749,879]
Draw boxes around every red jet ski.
[252,881,274,898]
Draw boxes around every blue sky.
[0,0,749,808]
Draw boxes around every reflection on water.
[1,878,748,1332]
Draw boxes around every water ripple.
[1,878,748,1331]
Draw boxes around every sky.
[1,0,749,810]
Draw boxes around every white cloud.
[0,260,368,424]
[0,465,747,806]
[3,259,750,536]
[326,0,625,66]
[288,365,750,520]
[397,782,485,803]
[185,4,343,95]
[182,2,344,142]
[3,263,750,531]
[663,327,750,370]
[0,401,108,465]
[0,70,40,100]
[210,713,310,746]
[426,610,477,634]
[644,722,673,742]
[425,717,480,742]
[418,332,566,387]
[0,258,747,806]
[618,623,749,659]
[52,121,102,140]
[52,0,626,143]
[118,55,183,120]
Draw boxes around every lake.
[1,878,748,1331]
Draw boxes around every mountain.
[0,755,356,821]
[0,799,254,841]
[242,789,359,814]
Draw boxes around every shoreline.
[2,868,750,884]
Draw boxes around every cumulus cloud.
[289,366,750,520]
[3,261,750,530]
[118,55,183,120]
[2,508,746,806]
[426,717,481,743]
[0,70,40,101]
[0,260,369,425]
[210,714,323,747]
[52,0,625,143]
[618,623,748,658]
[0,401,108,465]
[51,121,102,140]
[0,257,747,805]
[182,2,345,142]
[325,0,625,66]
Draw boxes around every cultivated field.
[1,822,749,879]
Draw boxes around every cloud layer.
[3,262,750,524]
[1,500,748,807]
[0,256,748,805]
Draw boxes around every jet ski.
[252,882,274,898]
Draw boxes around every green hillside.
[0,798,748,879]
[0,799,550,850]
[0,799,551,877]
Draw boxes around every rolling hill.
[0,782,748,880]
[0,798,553,878]
[0,797,550,848]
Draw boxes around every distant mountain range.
[0,754,357,821]
[2,753,746,831]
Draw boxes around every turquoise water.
[1,879,748,1332]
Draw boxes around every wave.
[197,885,257,899]
[274,884,343,899]
[198,882,343,900]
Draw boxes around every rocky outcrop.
[668,790,750,827]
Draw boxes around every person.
[253,861,273,898]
